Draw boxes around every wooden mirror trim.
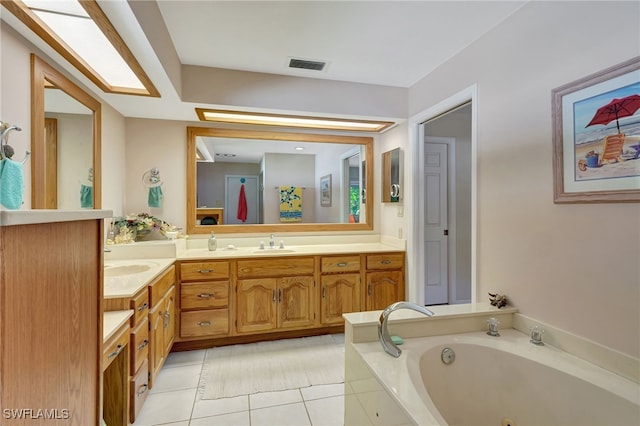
[186,126,374,234]
[31,54,102,209]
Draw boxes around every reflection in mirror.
[187,127,373,234]
[382,147,401,203]
[31,54,101,209]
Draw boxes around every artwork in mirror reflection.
[196,136,366,225]
[45,84,94,209]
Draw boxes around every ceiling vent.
[289,58,326,71]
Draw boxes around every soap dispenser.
[208,231,217,251]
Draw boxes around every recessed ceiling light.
[3,0,159,97]
[195,108,394,133]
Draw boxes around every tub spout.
[378,301,434,357]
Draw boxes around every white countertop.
[103,258,175,299]
[0,209,112,226]
[103,310,133,343]
[177,242,404,260]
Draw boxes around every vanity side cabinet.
[148,266,176,389]
[104,287,150,423]
[0,219,103,425]
[236,257,316,334]
[365,253,406,311]
[319,255,362,325]
[178,261,231,339]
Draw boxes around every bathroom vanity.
[0,209,111,426]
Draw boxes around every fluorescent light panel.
[195,108,394,133]
[8,0,159,96]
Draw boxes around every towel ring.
[0,122,29,164]
[142,167,163,187]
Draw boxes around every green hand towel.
[0,158,24,209]
[80,184,93,208]
[148,186,163,208]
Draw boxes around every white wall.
[406,1,640,356]
[263,153,316,223]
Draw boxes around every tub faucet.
[378,301,434,358]
[530,325,545,346]
[269,234,275,249]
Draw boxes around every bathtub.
[346,329,640,426]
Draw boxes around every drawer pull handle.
[137,302,148,312]
[137,339,149,351]
[197,293,214,299]
[107,343,124,359]
[163,311,171,329]
[137,384,148,397]
[368,283,372,296]
[322,286,326,299]
[278,288,283,303]
[197,269,214,273]
[336,262,348,267]
[197,321,212,326]
[272,289,276,303]
[379,260,392,265]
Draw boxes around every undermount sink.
[252,249,296,254]
[104,262,157,277]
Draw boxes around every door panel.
[277,276,315,329]
[321,274,361,325]
[236,278,277,333]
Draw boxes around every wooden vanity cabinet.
[103,320,130,426]
[236,257,316,334]
[148,266,176,388]
[0,218,104,425]
[365,253,405,311]
[179,261,230,338]
[320,255,362,325]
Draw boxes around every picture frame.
[320,174,332,207]
[552,56,640,203]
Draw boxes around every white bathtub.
[347,330,640,426]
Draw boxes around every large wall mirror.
[187,127,373,234]
[31,54,101,209]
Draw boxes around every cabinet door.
[366,271,404,311]
[163,286,176,355]
[149,299,166,388]
[277,276,315,329]
[236,278,277,333]
[321,273,361,325]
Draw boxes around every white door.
[225,175,259,224]
[424,143,449,305]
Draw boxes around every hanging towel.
[237,184,248,223]
[0,158,24,209]
[279,186,302,222]
[148,186,163,208]
[80,184,93,208]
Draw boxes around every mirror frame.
[31,54,101,209]
[187,126,374,234]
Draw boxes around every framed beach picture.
[552,56,640,203]
[320,174,332,207]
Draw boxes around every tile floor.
[133,335,345,426]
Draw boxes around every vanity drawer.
[180,309,229,337]
[129,359,149,423]
[366,253,404,270]
[237,257,314,278]
[180,261,230,281]
[130,318,149,375]
[103,324,129,370]
[131,289,149,326]
[149,265,175,307]
[321,256,361,273]
[181,281,229,310]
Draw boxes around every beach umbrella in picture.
[586,94,640,134]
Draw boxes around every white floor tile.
[300,383,344,401]
[189,411,250,426]
[165,349,206,368]
[133,388,197,426]
[191,395,249,419]
[150,364,203,394]
[305,395,345,426]
[250,402,311,426]
[249,388,303,410]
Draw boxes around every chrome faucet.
[269,234,275,249]
[378,301,434,357]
